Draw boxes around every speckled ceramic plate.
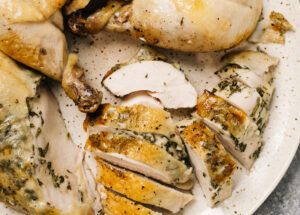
[1,0,300,214]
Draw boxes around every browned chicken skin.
[0,0,102,113]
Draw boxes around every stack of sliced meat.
[84,104,194,214]
[84,50,279,212]
[195,51,279,169]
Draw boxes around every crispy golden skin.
[96,160,193,213]
[86,131,191,184]
[100,187,161,215]
[180,121,236,186]
[84,104,175,135]
[197,90,247,137]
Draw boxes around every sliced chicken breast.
[196,90,262,169]
[215,51,279,131]
[221,51,279,81]
[213,79,261,117]
[97,160,193,213]
[100,187,162,215]
[179,120,236,207]
[85,131,192,186]
[103,60,197,109]
[84,104,189,162]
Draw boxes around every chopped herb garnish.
[38,142,49,158]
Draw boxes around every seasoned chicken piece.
[102,46,197,109]
[213,79,261,115]
[0,52,93,214]
[85,131,192,187]
[0,0,101,113]
[66,0,262,52]
[196,90,262,169]
[99,187,162,215]
[103,61,197,109]
[214,51,279,130]
[179,120,236,207]
[97,160,193,213]
[249,11,293,44]
[84,104,189,163]
[221,51,279,79]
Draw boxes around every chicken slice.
[221,51,279,80]
[179,120,236,207]
[97,160,193,213]
[100,187,162,215]
[0,52,93,214]
[103,60,197,109]
[85,131,192,187]
[215,51,279,131]
[215,64,265,89]
[84,104,189,163]
[213,79,261,117]
[196,90,262,169]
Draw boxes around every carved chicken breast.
[66,0,262,52]
[97,160,193,213]
[179,120,236,207]
[85,131,192,188]
[214,51,279,131]
[0,51,94,214]
[196,90,262,169]
[84,104,193,189]
[102,47,197,109]
[0,0,101,113]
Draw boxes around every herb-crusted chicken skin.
[214,51,279,131]
[179,120,236,206]
[84,104,194,212]
[84,104,189,163]
[84,104,193,190]
[86,131,192,187]
[66,0,262,52]
[197,90,262,169]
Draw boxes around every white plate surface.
[1,0,300,214]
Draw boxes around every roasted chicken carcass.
[66,0,262,52]
[0,0,102,113]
